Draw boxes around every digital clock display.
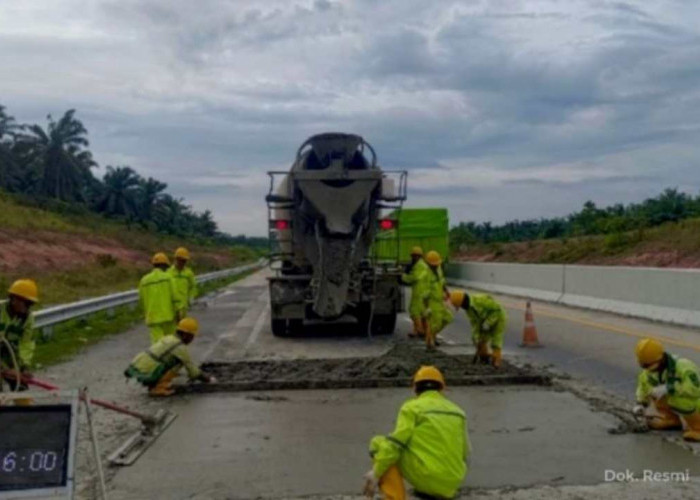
[0,405,72,491]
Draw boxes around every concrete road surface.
[98,269,700,499]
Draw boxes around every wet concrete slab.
[109,386,700,499]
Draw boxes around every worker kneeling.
[633,338,700,442]
[365,366,470,500]
[450,290,506,368]
[125,317,215,397]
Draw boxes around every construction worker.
[417,251,453,350]
[450,290,507,368]
[139,253,183,344]
[125,317,215,397]
[364,366,469,500]
[168,247,198,317]
[401,246,429,338]
[1,280,38,404]
[633,338,700,442]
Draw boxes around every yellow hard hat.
[425,250,442,266]
[152,252,170,266]
[8,279,39,303]
[413,365,445,390]
[410,246,424,256]
[177,317,200,336]
[175,247,191,260]
[636,338,664,367]
[450,290,466,309]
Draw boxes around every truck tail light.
[272,220,291,230]
[379,219,397,230]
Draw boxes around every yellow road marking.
[500,299,700,353]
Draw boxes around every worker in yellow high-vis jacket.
[401,246,429,338]
[125,317,215,397]
[1,280,39,401]
[168,247,198,317]
[633,338,700,442]
[364,366,469,500]
[450,290,507,368]
[416,251,453,350]
[139,253,183,344]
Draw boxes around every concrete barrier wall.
[445,262,700,328]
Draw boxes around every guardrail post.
[41,326,54,340]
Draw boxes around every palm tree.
[97,166,141,219]
[0,105,21,189]
[19,109,93,201]
[195,210,218,237]
[153,194,189,235]
[137,177,167,224]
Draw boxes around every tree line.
[0,104,223,239]
[451,188,700,248]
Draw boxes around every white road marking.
[245,297,270,350]
[202,291,268,360]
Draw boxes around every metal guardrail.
[31,260,264,333]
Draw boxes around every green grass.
[32,268,258,368]
[453,217,700,266]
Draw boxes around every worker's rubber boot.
[379,465,406,500]
[409,317,423,338]
[492,348,502,368]
[149,370,177,397]
[425,331,436,351]
[476,342,491,364]
[681,412,700,442]
[647,397,682,430]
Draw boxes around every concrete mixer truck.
[265,133,408,336]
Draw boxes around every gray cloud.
[1,0,700,234]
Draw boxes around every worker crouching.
[450,290,506,368]
[125,317,215,397]
[1,280,39,405]
[633,338,700,441]
[365,366,470,500]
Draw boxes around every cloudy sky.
[2,0,700,236]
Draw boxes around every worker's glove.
[481,322,491,332]
[650,385,668,400]
[632,404,646,417]
[362,469,378,498]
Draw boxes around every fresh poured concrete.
[108,386,700,499]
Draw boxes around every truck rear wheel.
[371,313,397,335]
[357,304,397,336]
[271,319,288,337]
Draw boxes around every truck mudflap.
[268,276,308,321]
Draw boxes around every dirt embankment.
[454,218,700,268]
[0,227,247,304]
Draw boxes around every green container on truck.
[374,208,449,264]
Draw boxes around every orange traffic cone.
[520,301,542,347]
